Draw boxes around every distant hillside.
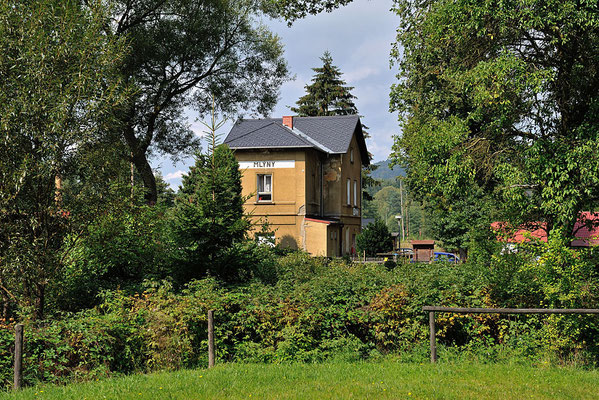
[369,159,405,181]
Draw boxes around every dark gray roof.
[224,115,369,165]
[224,121,313,149]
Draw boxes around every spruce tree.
[291,51,358,116]
[171,108,250,282]
[293,51,378,200]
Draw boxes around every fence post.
[14,324,23,390]
[208,310,215,368]
[429,311,437,363]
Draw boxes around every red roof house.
[492,212,599,247]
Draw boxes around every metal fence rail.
[423,306,599,363]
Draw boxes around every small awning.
[304,217,340,225]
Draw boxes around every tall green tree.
[293,51,378,198]
[292,51,358,116]
[390,0,599,245]
[107,0,289,204]
[373,186,402,228]
[171,115,250,282]
[0,0,129,319]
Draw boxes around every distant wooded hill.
[370,159,405,181]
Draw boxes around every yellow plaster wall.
[233,130,364,255]
[340,216,362,255]
[235,149,306,249]
[303,219,329,256]
[322,134,363,221]
[338,135,363,255]
[322,155,342,217]
[340,134,363,216]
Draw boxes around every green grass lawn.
[2,360,598,399]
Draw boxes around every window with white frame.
[346,178,351,205]
[353,180,357,206]
[257,174,272,202]
[350,148,354,163]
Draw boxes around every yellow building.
[224,115,369,257]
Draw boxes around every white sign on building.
[238,160,295,169]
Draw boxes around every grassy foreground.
[2,360,598,399]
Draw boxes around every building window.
[346,178,351,205]
[353,180,357,206]
[350,148,354,163]
[257,174,272,202]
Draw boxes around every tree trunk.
[122,120,158,205]
[131,150,157,205]
[458,248,467,262]
[54,175,62,206]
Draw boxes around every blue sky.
[157,0,400,189]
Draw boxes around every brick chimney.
[282,115,293,130]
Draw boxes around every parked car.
[433,252,460,263]
[395,248,414,258]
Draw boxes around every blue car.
[433,252,460,263]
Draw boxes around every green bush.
[2,247,599,389]
[54,204,173,312]
[356,219,393,256]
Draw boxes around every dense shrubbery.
[53,204,173,312]
[1,246,598,388]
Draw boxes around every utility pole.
[406,198,410,239]
[395,215,404,248]
[399,179,405,243]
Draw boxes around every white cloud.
[165,170,186,181]
[344,66,379,83]
[367,125,397,159]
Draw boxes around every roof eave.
[227,145,316,150]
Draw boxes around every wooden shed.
[411,240,435,263]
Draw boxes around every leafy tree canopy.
[0,0,130,318]
[109,0,290,204]
[261,0,354,24]
[391,0,599,244]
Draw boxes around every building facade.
[224,115,369,256]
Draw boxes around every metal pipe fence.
[423,306,599,363]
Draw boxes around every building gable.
[224,115,369,166]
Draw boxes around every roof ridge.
[224,115,368,165]
[281,124,335,154]
[294,114,358,119]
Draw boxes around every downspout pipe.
[320,158,324,217]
